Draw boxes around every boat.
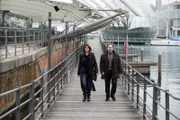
[150,39,180,46]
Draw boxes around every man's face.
[107,44,113,53]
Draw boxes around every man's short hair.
[107,43,114,47]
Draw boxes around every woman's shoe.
[82,96,86,102]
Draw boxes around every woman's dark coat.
[77,52,98,91]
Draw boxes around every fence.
[100,40,180,120]
[0,27,49,58]
[0,46,82,120]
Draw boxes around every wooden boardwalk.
[43,36,143,120]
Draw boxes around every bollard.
[141,47,144,62]
[158,52,162,87]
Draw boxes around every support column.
[47,12,52,104]
[65,22,68,56]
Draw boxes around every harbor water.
[116,44,180,120]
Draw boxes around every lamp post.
[65,21,68,56]
[47,12,52,104]
[125,14,130,63]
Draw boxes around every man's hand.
[102,72,104,75]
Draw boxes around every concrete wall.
[0,40,80,114]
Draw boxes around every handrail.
[0,27,49,58]
[103,38,151,43]
[0,46,83,120]
[100,38,180,120]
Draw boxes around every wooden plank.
[43,37,143,120]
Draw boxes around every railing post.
[53,69,56,101]
[28,30,31,52]
[137,83,140,109]
[60,63,64,89]
[22,30,24,54]
[165,90,170,120]
[38,31,40,49]
[122,61,125,85]
[152,84,158,120]
[128,66,130,95]
[5,29,8,58]
[61,74,63,89]
[34,31,36,50]
[67,69,70,83]
[15,30,17,56]
[132,69,135,101]
[29,82,35,120]
[130,45,133,54]
[125,63,127,89]
[42,31,44,44]
[47,71,51,105]
[40,30,42,45]
[141,48,144,62]
[57,66,60,94]
[40,76,44,118]
[143,77,147,120]
[16,88,20,120]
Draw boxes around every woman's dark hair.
[83,44,92,53]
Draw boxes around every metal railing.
[0,46,82,120]
[100,40,180,120]
[0,27,49,58]
[114,47,138,54]
[120,59,180,120]
[103,37,151,43]
[102,42,141,62]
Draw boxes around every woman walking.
[77,44,98,102]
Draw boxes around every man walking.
[100,43,123,101]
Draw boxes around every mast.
[166,0,170,39]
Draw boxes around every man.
[100,43,123,101]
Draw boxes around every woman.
[77,44,98,102]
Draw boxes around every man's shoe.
[87,96,91,102]
[111,96,116,101]
[105,97,109,101]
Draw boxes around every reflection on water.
[116,44,180,120]
[143,45,180,120]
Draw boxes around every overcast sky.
[147,0,180,5]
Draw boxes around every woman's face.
[85,46,90,53]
